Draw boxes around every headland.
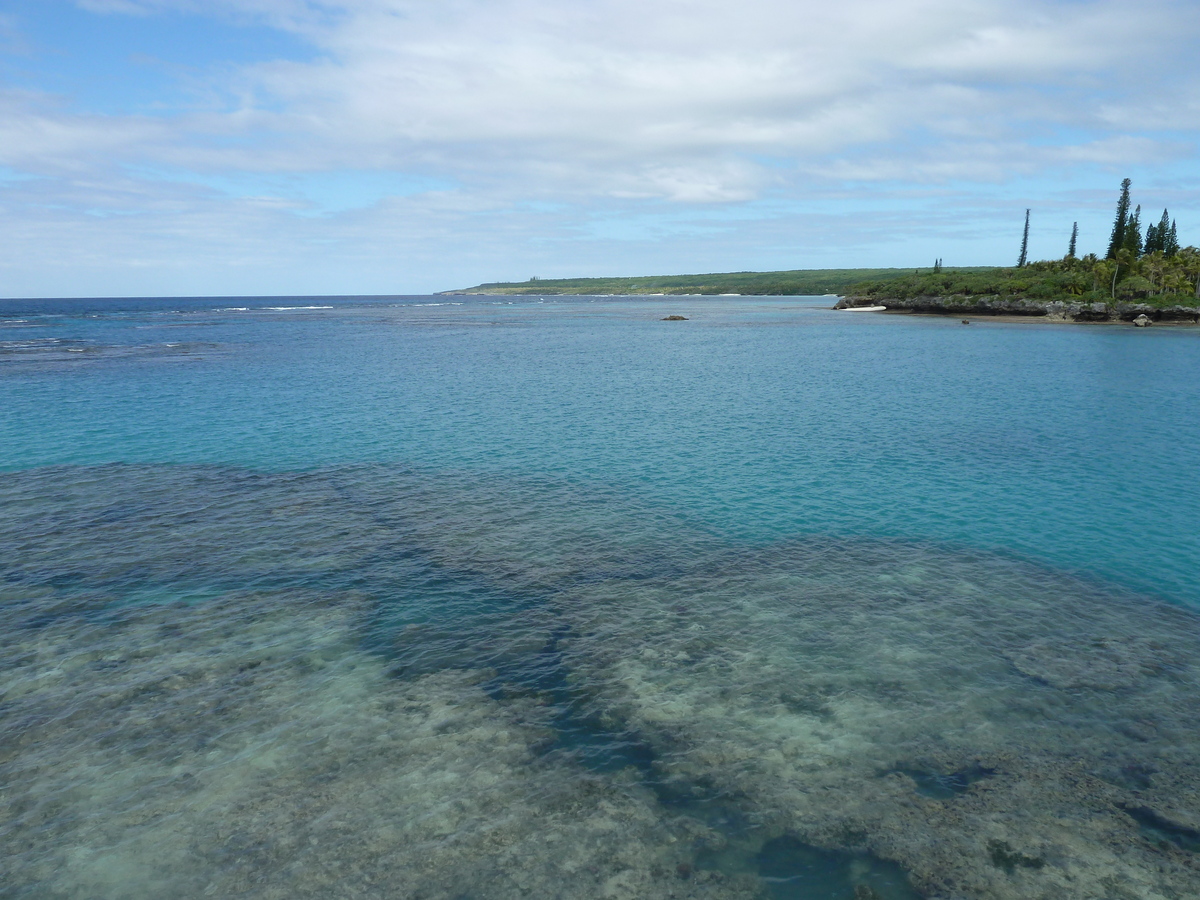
[441,267,996,297]
[448,258,1200,324]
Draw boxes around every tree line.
[855,181,1198,306]
[1102,178,1180,260]
[1003,178,1197,301]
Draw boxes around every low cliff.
[835,295,1200,323]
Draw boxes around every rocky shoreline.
[835,295,1200,323]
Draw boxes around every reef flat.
[559,542,1200,899]
[4,464,1200,899]
[2,595,754,899]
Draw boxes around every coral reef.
[556,541,1200,899]
[4,464,1200,898]
[0,591,748,900]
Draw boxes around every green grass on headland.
[444,267,996,296]
[447,251,1200,307]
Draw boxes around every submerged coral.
[0,591,748,900]
[4,464,1200,899]
[556,541,1200,899]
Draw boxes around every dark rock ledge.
[835,295,1200,323]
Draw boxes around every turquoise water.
[3,295,1200,899]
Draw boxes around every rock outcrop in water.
[835,295,1200,323]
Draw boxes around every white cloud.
[42,0,1196,200]
[0,90,175,172]
[0,0,1197,294]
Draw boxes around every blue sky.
[1,0,1198,296]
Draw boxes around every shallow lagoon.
[2,296,1200,898]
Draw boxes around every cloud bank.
[2,0,1198,294]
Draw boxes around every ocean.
[2,294,1199,899]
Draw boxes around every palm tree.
[1162,270,1190,297]
[1094,259,1116,298]
[1177,248,1200,299]
[1142,251,1166,293]
[1112,248,1133,299]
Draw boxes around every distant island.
[446,180,1200,324]
[441,267,996,298]
[446,260,1200,323]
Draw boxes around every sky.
[1,0,1198,297]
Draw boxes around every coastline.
[438,267,998,297]
[835,294,1200,324]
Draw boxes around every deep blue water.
[3,294,1200,900]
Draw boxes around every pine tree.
[1017,209,1030,267]
[1106,178,1132,259]
[1067,222,1078,259]
[1145,209,1170,255]
[1145,223,1160,255]
[1165,220,1180,257]
[1123,204,1143,257]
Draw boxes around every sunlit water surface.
[3,295,1200,899]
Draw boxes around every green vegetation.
[848,178,1197,308]
[1017,209,1030,267]
[848,251,1200,307]
[449,180,1195,309]
[446,267,995,296]
[1145,209,1180,256]
[1107,178,1133,259]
